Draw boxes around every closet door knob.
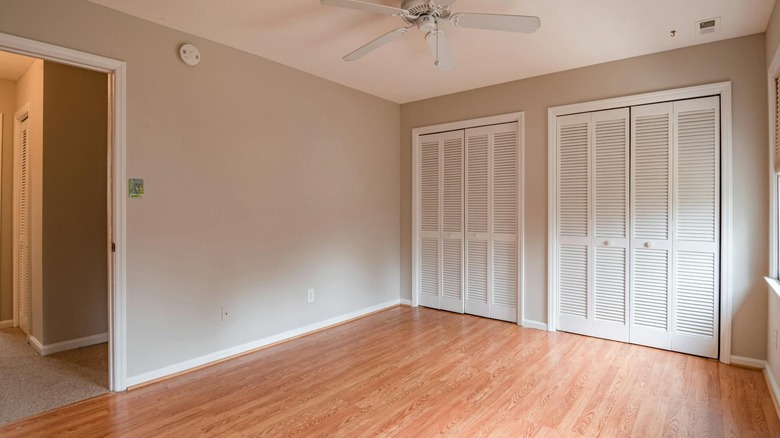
[644,241,655,248]
[604,240,614,247]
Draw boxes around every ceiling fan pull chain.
[435,22,440,67]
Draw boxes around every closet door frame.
[413,112,526,325]
[548,82,734,364]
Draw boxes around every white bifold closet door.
[556,108,630,342]
[418,130,465,313]
[556,96,720,359]
[464,123,519,322]
[630,97,720,358]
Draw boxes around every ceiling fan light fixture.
[417,15,437,32]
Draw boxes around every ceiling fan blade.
[438,0,458,6]
[321,0,408,16]
[344,27,410,61]
[425,30,456,72]
[450,13,541,33]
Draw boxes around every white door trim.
[0,32,128,390]
[547,82,733,364]
[412,112,526,326]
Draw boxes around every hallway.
[0,327,108,425]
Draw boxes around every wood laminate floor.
[1,306,778,437]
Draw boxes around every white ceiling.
[88,0,776,103]
[0,50,36,82]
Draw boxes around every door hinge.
[111,242,116,253]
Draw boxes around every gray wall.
[0,0,401,378]
[0,78,15,322]
[401,34,769,360]
[41,61,108,345]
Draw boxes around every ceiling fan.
[321,0,541,71]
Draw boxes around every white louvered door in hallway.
[16,116,32,335]
[555,96,720,359]
[416,121,520,323]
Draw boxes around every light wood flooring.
[1,306,778,437]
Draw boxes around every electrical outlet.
[308,289,315,303]
[221,305,231,322]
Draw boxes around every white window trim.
[767,43,780,300]
[412,112,526,326]
[547,82,734,364]
[0,32,128,391]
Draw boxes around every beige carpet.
[0,327,109,426]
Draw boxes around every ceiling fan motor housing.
[401,0,451,25]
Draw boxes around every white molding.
[0,32,128,391]
[28,335,43,354]
[0,320,12,329]
[766,277,780,299]
[521,319,548,331]
[728,354,778,420]
[730,355,766,370]
[400,298,413,306]
[547,82,734,364]
[411,111,526,323]
[765,363,780,420]
[126,299,403,387]
[28,332,108,356]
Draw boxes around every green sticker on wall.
[129,178,144,198]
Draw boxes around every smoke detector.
[696,17,720,36]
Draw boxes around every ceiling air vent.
[696,17,720,36]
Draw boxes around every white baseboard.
[0,320,12,329]
[723,356,780,419]
[400,299,413,306]
[28,332,108,356]
[522,319,548,331]
[765,362,780,420]
[731,355,766,369]
[126,299,403,387]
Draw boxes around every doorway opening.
[0,43,121,425]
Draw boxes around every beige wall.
[15,59,44,340]
[0,0,400,378]
[0,78,15,322]
[41,61,108,345]
[768,1,780,64]
[401,34,769,359]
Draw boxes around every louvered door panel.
[18,118,31,334]
[630,103,673,350]
[591,109,630,342]
[418,134,441,309]
[559,121,589,238]
[560,245,588,319]
[671,97,720,359]
[441,131,465,313]
[490,124,519,322]
[557,113,591,335]
[465,127,490,317]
